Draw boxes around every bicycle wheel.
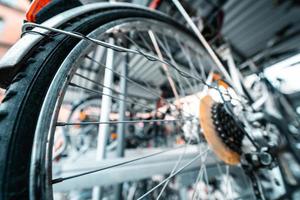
[0,4,287,200]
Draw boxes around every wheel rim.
[31,18,257,200]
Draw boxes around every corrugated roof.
[222,0,300,59]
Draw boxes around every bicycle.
[0,0,299,199]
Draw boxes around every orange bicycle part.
[199,95,240,165]
[212,73,230,89]
[26,0,52,22]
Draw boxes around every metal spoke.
[85,55,161,98]
[225,165,234,200]
[23,22,207,85]
[135,31,154,53]
[160,35,189,98]
[123,32,192,107]
[192,165,205,200]
[69,81,195,123]
[202,162,212,198]
[84,33,243,108]
[119,34,201,117]
[68,82,170,117]
[136,147,209,200]
[57,119,189,126]
[156,137,193,199]
[52,145,187,184]
[85,55,198,120]
[177,39,203,91]
[24,22,247,104]
[154,32,203,100]
[74,72,157,101]
[148,30,180,100]
[146,33,205,126]
[191,148,209,200]
[74,72,124,98]
[117,28,208,91]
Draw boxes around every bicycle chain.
[251,174,265,200]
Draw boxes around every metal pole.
[219,46,245,95]
[92,37,115,200]
[117,53,128,157]
[114,53,129,199]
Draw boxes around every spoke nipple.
[69,82,76,87]
[51,177,63,184]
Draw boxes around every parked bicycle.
[0,0,299,200]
